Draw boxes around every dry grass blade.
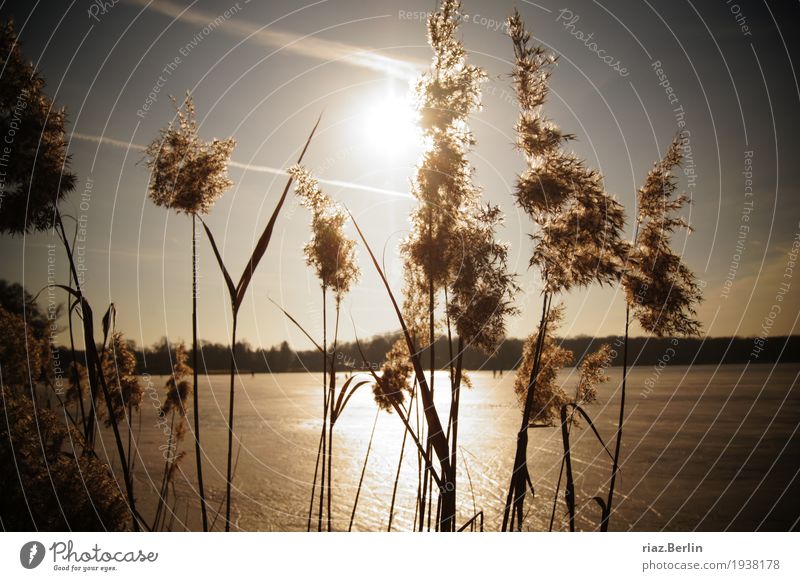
[234,114,323,310]
[352,333,443,488]
[333,376,371,421]
[347,209,451,470]
[461,447,478,521]
[102,303,116,346]
[457,511,484,532]
[559,405,577,532]
[562,403,615,462]
[559,403,614,531]
[267,297,323,353]
[348,408,380,531]
[307,425,325,531]
[54,286,141,529]
[592,496,608,529]
[200,218,236,301]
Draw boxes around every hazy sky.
[1,0,798,351]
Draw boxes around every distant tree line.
[55,332,800,376]
[2,280,796,377]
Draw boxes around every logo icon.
[20,541,46,569]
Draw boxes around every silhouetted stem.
[192,215,209,531]
[349,408,379,531]
[450,338,464,498]
[419,278,436,531]
[327,422,333,531]
[153,411,176,531]
[559,406,577,531]
[550,381,584,531]
[604,304,630,531]
[503,292,551,531]
[348,210,454,530]
[55,209,140,531]
[224,313,238,531]
[326,301,337,532]
[318,286,328,531]
[307,423,324,531]
[67,305,87,439]
[387,392,411,531]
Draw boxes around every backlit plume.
[145,94,235,215]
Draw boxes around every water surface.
[116,364,799,531]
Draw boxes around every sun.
[361,92,421,157]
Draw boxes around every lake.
[106,364,799,531]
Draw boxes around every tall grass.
[348,408,380,531]
[386,380,416,531]
[289,164,361,530]
[548,345,611,530]
[501,10,627,531]
[350,211,459,531]
[388,0,518,532]
[145,95,235,530]
[51,227,142,529]
[201,116,321,530]
[152,343,192,531]
[605,138,702,530]
[0,9,709,534]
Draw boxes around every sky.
[1,0,799,352]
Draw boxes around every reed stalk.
[202,116,321,531]
[191,215,209,531]
[224,316,238,531]
[502,293,551,531]
[603,304,630,531]
[54,209,140,530]
[349,408,380,531]
[387,392,411,531]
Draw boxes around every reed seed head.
[403,0,487,290]
[624,138,702,337]
[373,338,414,411]
[513,304,573,426]
[100,331,142,427]
[576,343,612,407]
[508,12,628,294]
[289,165,360,302]
[144,94,235,215]
[447,204,520,354]
[161,342,193,417]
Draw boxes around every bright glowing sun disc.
[362,94,421,156]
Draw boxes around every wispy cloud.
[70,132,411,198]
[72,132,147,151]
[125,0,423,80]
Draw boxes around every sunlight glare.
[362,93,421,157]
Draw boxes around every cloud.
[72,132,146,151]
[125,0,423,80]
[70,132,411,198]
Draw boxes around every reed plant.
[145,94,235,530]
[0,305,128,530]
[548,344,614,531]
[386,0,518,532]
[0,8,712,535]
[200,117,321,530]
[99,330,143,495]
[0,20,141,529]
[289,164,361,531]
[153,343,193,531]
[502,9,627,531]
[604,138,702,530]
